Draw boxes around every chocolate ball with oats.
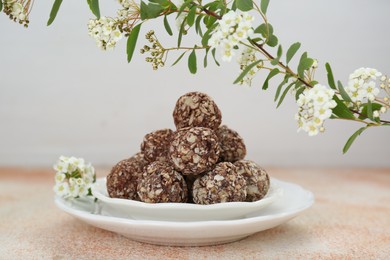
[217,125,246,162]
[234,160,270,202]
[173,92,222,130]
[106,153,148,200]
[169,127,220,176]
[141,129,173,163]
[137,161,188,203]
[192,162,247,204]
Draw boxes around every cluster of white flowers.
[237,47,259,86]
[346,68,382,102]
[208,11,254,62]
[87,17,123,51]
[3,0,29,26]
[296,84,337,136]
[53,156,96,199]
[118,0,133,8]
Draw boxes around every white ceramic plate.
[55,179,314,246]
[91,177,283,221]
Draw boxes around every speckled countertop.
[1,167,389,259]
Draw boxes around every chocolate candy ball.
[192,162,247,204]
[234,160,270,202]
[141,128,173,163]
[169,127,220,176]
[137,161,188,203]
[217,125,246,162]
[173,92,222,130]
[106,153,148,200]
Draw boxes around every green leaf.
[149,0,170,6]
[366,100,374,120]
[204,48,210,68]
[343,127,368,154]
[266,35,278,47]
[261,0,270,14]
[277,81,295,108]
[233,60,262,84]
[271,45,282,66]
[337,80,352,103]
[206,16,217,28]
[188,49,197,74]
[177,17,186,47]
[171,51,186,66]
[231,0,237,11]
[177,0,192,18]
[202,24,217,47]
[0,1,3,12]
[332,96,355,119]
[262,68,280,90]
[295,86,305,100]
[88,0,100,19]
[140,1,164,20]
[163,15,173,36]
[195,15,203,36]
[359,102,382,120]
[127,23,142,63]
[286,42,301,65]
[325,63,336,90]
[274,76,290,101]
[187,6,197,27]
[254,23,274,37]
[47,0,63,26]
[297,52,313,78]
[211,48,220,66]
[236,0,253,11]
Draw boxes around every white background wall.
[0,0,389,167]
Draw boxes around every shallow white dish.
[91,177,283,221]
[55,179,314,246]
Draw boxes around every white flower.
[208,11,254,63]
[346,68,382,103]
[55,172,66,183]
[296,84,336,136]
[373,110,380,118]
[87,17,124,51]
[53,182,70,197]
[118,0,132,9]
[236,47,259,86]
[53,156,96,199]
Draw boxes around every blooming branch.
[2,0,389,153]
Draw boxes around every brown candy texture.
[173,92,222,130]
[106,153,148,200]
[169,127,220,176]
[234,160,270,202]
[192,162,247,204]
[141,129,173,163]
[217,125,246,162]
[137,161,188,203]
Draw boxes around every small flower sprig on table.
[53,156,96,199]
[3,0,389,153]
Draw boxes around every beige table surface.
[1,167,389,259]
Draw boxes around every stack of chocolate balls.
[106,92,270,204]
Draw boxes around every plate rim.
[91,177,283,211]
[55,178,314,228]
